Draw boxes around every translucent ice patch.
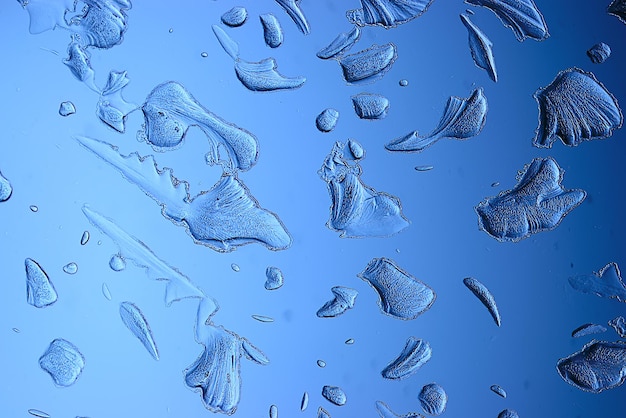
[119,301,159,360]
[69,0,132,49]
[587,42,611,64]
[318,142,409,238]
[316,286,358,318]
[375,401,425,418]
[25,258,58,308]
[77,136,291,252]
[347,0,435,28]
[381,337,431,380]
[63,262,78,275]
[63,42,99,92]
[475,157,586,242]
[139,81,258,171]
[275,0,310,34]
[463,277,501,326]
[568,262,626,302]
[102,283,112,300]
[264,266,284,290]
[221,6,247,27]
[418,383,447,416]
[17,0,75,34]
[572,323,608,338]
[260,14,283,48]
[338,43,397,84]
[490,384,507,398]
[498,410,519,418]
[358,258,435,320]
[97,70,137,133]
[464,0,549,41]
[0,170,12,201]
[533,67,622,148]
[556,340,626,393]
[317,26,361,59]
[460,14,497,82]
[59,101,76,116]
[608,0,626,24]
[109,254,126,271]
[386,87,487,153]
[352,93,390,120]
[609,316,626,338]
[322,385,347,406]
[81,206,205,306]
[39,338,85,387]
[316,108,340,133]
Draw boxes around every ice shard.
[381,337,431,379]
[25,258,58,308]
[317,26,361,59]
[316,286,358,318]
[460,14,497,82]
[119,301,159,360]
[464,0,549,41]
[463,277,501,326]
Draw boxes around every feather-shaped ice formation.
[318,142,409,238]
[475,157,586,242]
[375,401,424,418]
[347,0,434,28]
[275,0,310,34]
[381,337,432,379]
[568,263,626,303]
[386,87,487,152]
[338,43,397,84]
[533,67,622,148]
[460,14,497,82]
[25,258,58,308]
[463,277,501,326]
[418,383,447,416]
[317,26,361,59]
[260,14,283,48]
[572,323,608,338]
[0,170,12,201]
[39,338,85,387]
[352,93,390,120]
[119,301,160,360]
[464,0,549,41]
[316,286,358,318]
[608,0,626,24]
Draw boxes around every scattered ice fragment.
[27,409,50,418]
[30,205,39,212]
[491,182,500,187]
[464,0,549,41]
[568,262,626,302]
[490,384,507,398]
[82,206,205,306]
[119,301,159,360]
[339,43,397,84]
[316,108,340,133]
[608,0,626,24]
[386,88,487,153]
[498,410,519,418]
[39,338,85,387]
[463,277,501,326]
[556,340,626,393]
[317,360,327,368]
[318,407,331,418]
[231,263,241,272]
[375,400,424,418]
[252,314,274,323]
[352,93,390,120]
[12,328,20,333]
[270,404,278,418]
[221,6,248,27]
[316,286,358,318]
[399,79,409,87]
[347,0,435,28]
[533,67,622,148]
[345,338,355,345]
[475,157,586,242]
[414,165,433,172]
[77,137,291,252]
[301,391,309,411]
[587,42,611,64]
[139,81,258,171]
[317,26,361,59]
[63,262,78,275]
[347,139,364,160]
[609,316,626,338]
[97,70,137,133]
[201,52,208,58]
[418,383,447,416]
[318,142,409,238]
[460,14,497,82]
[169,28,173,33]
[80,230,90,245]
[109,254,126,272]
[358,258,435,320]
[275,0,310,34]
[381,337,431,379]
[59,101,76,116]
[102,283,112,301]
[63,42,99,92]
[260,14,283,48]
[241,339,270,365]
[265,266,284,290]
[572,323,608,338]
[0,171,12,201]
[466,8,475,14]
[322,385,347,406]
[25,258,58,308]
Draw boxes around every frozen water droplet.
[109,254,126,271]
[571,323,607,338]
[466,0,549,41]
[317,26,361,59]
[269,404,278,418]
[399,79,409,86]
[59,101,76,116]
[231,263,240,272]
[300,391,309,411]
[201,52,208,58]
[347,0,435,28]
[557,340,626,392]
[25,258,57,308]
[345,338,354,345]
[265,266,284,290]
[316,108,340,133]
[260,13,283,48]
[221,6,248,27]
[39,338,85,387]
[491,182,500,187]
[609,316,626,338]
[102,283,112,301]
[29,205,38,212]
[339,43,397,84]
[418,383,447,415]
[322,385,347,406]
[63,262,78,275]
[463,277,501,326]
[12,327,20,333]
[497,409,519,418]
[414,165,433,172]
[317,286,358,318]
[80,230,90,245]
[490,384,507,398]
[252,314,274,323]
[169,28,173,33]
[352,93,390,120]
[317,359,326,368]
[28,409,50,418]
[382,337,432,380]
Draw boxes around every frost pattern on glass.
[533,67,622,148]
[221,6,248,27]
[316,286,358,318]
[119,301,159,360]
[265,266,284,290]
[464,0,549,41]
[490,384,507,398]
[352,93,390,120]
[317,26,361,59]
[608,0,626,24]
[97,70,137,133]
[62,262,78,275]
[82,206,205,306]
[572,323,608,338]
[275,0,310,34]
[25,258,58,308]
[318,142,409,238]
[463,277,501,326]
[77,136,292,252]
[475,157,586,242]
[59,101,76,116]
[39,338,85,387]
[338,43,397,84]
[358,258,435,320]
[568,262,626,302]
[386,88,487,153]
[346,0,434,28]
[418,383,447,416]
[381,337,431,379]
[498,410,519,418]
[587,42,611,64]
[609,316,626,338]
[316,108,340,133]
[556,340,626,393]
[321,385,347,406]
[260,14,283,48]
[375,400,425,418]
[460,14,497,82]
[0,170,12,202]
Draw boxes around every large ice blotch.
[318,142,409,238]
[321,385,347,406]
[139,81,258,171]
[533,68,622,148]
[587,42,611,64]
[464,0,549,41]
[260,14,283,48]
[264,266,284,290]
[418,383,447,416]
[275,0,310,34]
[317,26,361,59]
[386,88,487,153]
[463,277,501,326]
[556,340,626,393]
[316,108,340,133]
[358,258,435,320]
[568,262,626,302]
[347,0,434,28]
[39,338,85,387]
[352,93,390,120]
[572,323,608,338]
[97,70,137,133]
[338,44,397,84]
[119,302,159,360]
[316,286,358,318]
[0,170,12,201]
[375,401,425,418]
[608,0,626,24]
[381,337,431,379]
[475,157,586,242]
[609,316,626,338]
[25,258,58,308]
[460,14,497,82]
[221,6,247,27]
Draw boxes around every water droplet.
[0,171,12,202]
[63,262,78,275]
[491,182,500,187]
[317,359,326,368]
[345,338,354,345]
[80,230,90,245]
[231,263,240,272]
[490,384,507,398]
[300,392,309,411]
[168,28,173,33]
[265,266,284,290]
[12,327,20,333]
[201,52,208,58]
[415,165,434,172]
[399,79,409,86]
[29,205,39,212]
[58,101,76,116]
[269,404,278,418]
[109,254,126,272]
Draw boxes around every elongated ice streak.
[463,277,501,326]
[460,14,497,82]
[119,301,160,360]
[381,337,432,379]
[464,0,549,42]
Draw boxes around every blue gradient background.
[0,1,625,417]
